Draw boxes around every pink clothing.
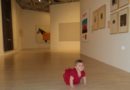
[63,68,86,85]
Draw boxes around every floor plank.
[0,50,130,90]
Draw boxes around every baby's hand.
[70,84,74,88]
[84,81,86,85]
[83,76,86,85]
[69,86,77,90]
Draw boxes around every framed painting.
[82,18,88,34]
[81,11,89,41]
[82,18,88,40]
[98,5,106,29]
[110,12,119,34]
[35,25,50,44]
[110,0,119,11]
[119,8,129,33]
[92,10,99,31]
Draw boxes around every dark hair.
[75,59,83,64]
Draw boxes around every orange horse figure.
[37,28,50,43]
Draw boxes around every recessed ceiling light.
[39,0,41,2]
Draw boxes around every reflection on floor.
[0,50,130,90]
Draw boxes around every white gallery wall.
[21,10,50,49]
[80,0,130,72]
[12,0,22,51]
[0,0,22,55]
[50,2,80,52]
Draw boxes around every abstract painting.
[82,18,88,40]
[81,11,89,41]
[82,18,88,34]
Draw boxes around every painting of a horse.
[36,28,50,43]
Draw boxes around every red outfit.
[63,68,86,85]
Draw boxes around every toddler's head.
[75,59,85,72]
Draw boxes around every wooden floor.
[0,50,130,90]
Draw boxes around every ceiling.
[16,0,80,12]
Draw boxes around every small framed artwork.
[119,0,129,8]
[110,12,119,34]
[82,18,88,34]
[92,10,99,31]
[81,11,89,41]
[98,5,106,29]
[119,8,129,33]
[110,0,119,11]
[82,18,88,40]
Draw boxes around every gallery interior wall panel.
[59,22,80,41]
